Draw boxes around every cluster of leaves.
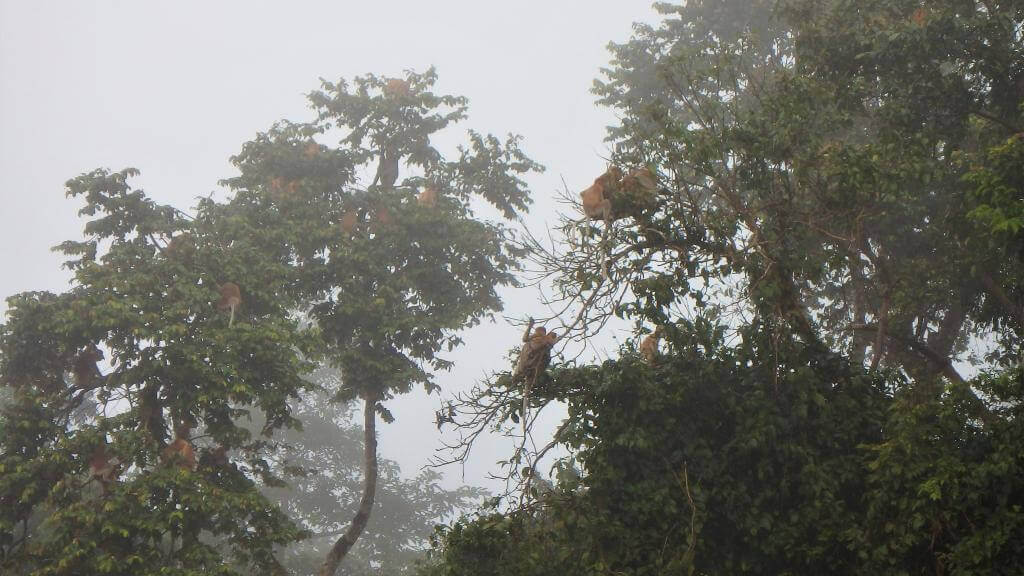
[423,329,1023,575]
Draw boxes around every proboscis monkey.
[162,426,197,471]
[418,186,438,208]
[165,233,195,260]
[583,165,630,221]
[341,210,359,234]
[376,147,399,189]
[89,443,119,490]
[304,141,319,158]
[384,78,411,98]
[581,181,611,222]
[217,283,242,327]
[72,345,104,386]
[623,167,658,195]
[512,319,558,433]
[375,207,393,226]
[582,166,627,280]
[640,326,663,365]
[513,321,540,381]
[595,166,623,195]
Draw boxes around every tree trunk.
[849,254,870,366]
[319,393,378,576]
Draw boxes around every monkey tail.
[229,305,235,328]
[521,375,532,439]
[599,216,612,282]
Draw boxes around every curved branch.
[319,393,378,576]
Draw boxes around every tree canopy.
[1,167,316,574]
[0,69,540,575]
[423,1,1024,574]
[2,1,1023,575]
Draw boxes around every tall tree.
[0,69,539,575]
[0,169,318,575]
[263,380,485,576]
[220,68,541,575]
[582,0,1023,379]
[432,1,1024,574]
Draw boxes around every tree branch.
[319,393,378,576]
[870,292,891,371]
[969,108,1021,133]
[851,323,965,384]
[927,298,967,361]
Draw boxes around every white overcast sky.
[0,1,658,492]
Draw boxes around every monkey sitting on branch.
[579,165,662,280]
[216,282,242,327]
[162,424,197,471]
[579,165,660,223]
[640,325,663,365]
[511,318,558,429]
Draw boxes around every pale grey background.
[0,0,655,491]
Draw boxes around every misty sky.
[0,1,657,492]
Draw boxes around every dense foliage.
[2,1,1023,574]
[0,169,316,575]
[423,1,1024,575]
[425,333,1023,575]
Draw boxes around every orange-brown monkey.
[640,326,663,365]
[581,181,611,221]
[165,233,195,261]
[513,319,558,432]
[418,186,438,208]
[582,166,628,281]
[163,427,197,471]
[582,166,631,221]
[217,283,242,327]
[622,167,658,195]
[514,322,554,384]
[384,78,411,98]
[89,443,119,489]
[596,166,623,197]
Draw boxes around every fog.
[0,1,656,492]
